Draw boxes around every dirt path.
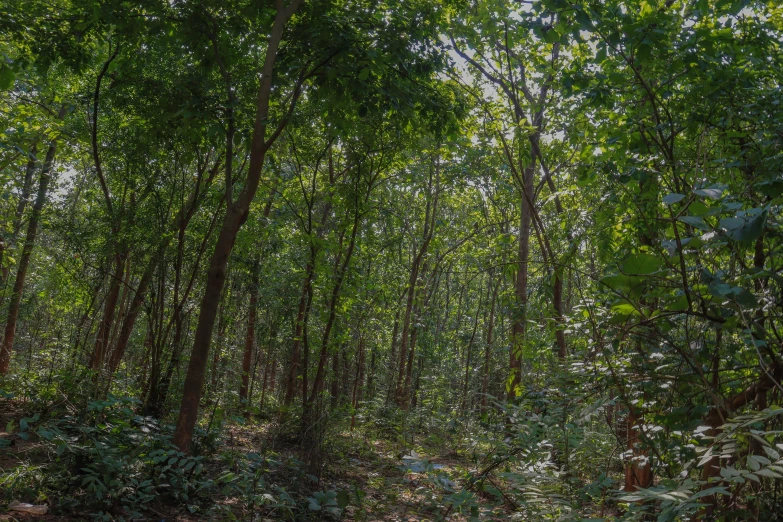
[321,432,509,521]
[1,404,509,521]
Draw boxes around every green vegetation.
[1,0,783,520]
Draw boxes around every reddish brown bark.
[699,363,782,516]
[284,259,315,404]
[173,0,304,452]
[624,406,653,492]
[0,135,60,375]
[91,254,126,373]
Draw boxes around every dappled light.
[1,0,783,520]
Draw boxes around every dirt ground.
[1,400,511,521]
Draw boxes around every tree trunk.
[624,405,653,491]
[211,296,228,392]
[144,204,221,417]
[285,260,315,404]
[329,350,340,409]
[0,138,60,375]
[306,205,361,410]
[350,336,365,430]
[172,0,304,452]
[240,272,259,414]
[508,162,534,401]
[481,277,498,414]
[145,308,182,417]
[108,257,131,356]
[403,315,420,408]
[91,254,125,374]
[367,343,375,399]
[385,299,402,405]
[395,154,439,408]
[260,358,270,410]
[1,144,38,284]
[461,286,484,412]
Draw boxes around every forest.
[0,0,782,520]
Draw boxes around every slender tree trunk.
[108,257,131,354]
[144,265,167,405]
[329,350,340,409]
[395,262,419,406]
[481,277,498,414]
[385,299,402,405]
[0,137,60,375]
[240,271,259,413]
[269,358,276,397]
[367,344,375,399]
[306,206,360,409]
[301,283,313,406]
[145,307,182,417]
[211,297,228,391]
[1,144,38,285]
[91,254,125,374]
[553,270,566,358]
[172,0,304,451]
[285,260,315,404]
[395,155,439,408]
[461,287,484,412]
[509,162,534,400]
[350,336,365,430]
[260,323,277,410]
[403,315,420,407]
[145,203,221,417]
[12,145,38,239]
[411,351,424,408]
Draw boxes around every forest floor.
[218,421,511,521]
[0,399,511,521]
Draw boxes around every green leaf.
[679,216,710,231]
[543,29,560,43]
[336,490,350,509]
[747,455,761,471]
[0,64,14,90]
[621,253,661,275]
[726,211,766,242]
[757,179,783,198]
[694,188,723,199]
[663,193,685,205]
[611,302,639,316]
[733,289,757,308]
[358,68,370,81]
[600,274,633,291]
[691,486,730,499]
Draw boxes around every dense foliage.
[1,0,783,520]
